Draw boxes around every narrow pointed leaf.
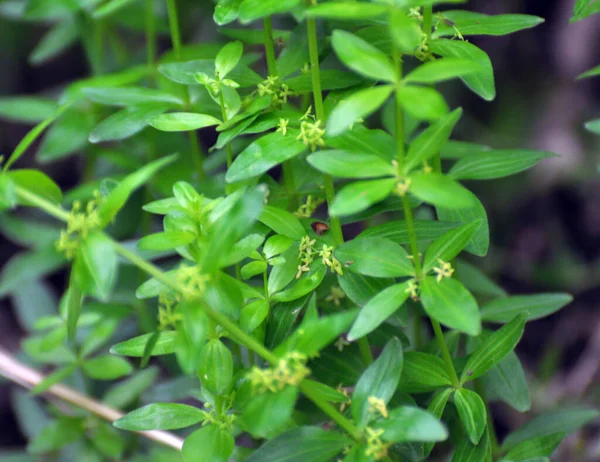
[481,293,573,323]
[114,403,205,431]
[308,149,395,179]
[330,179,396,217]
[423,220,482,273]
[454,388,487,445]
[397,85,448,121]
[335,237,414,278]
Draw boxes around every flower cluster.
[433,259,454,283]
[364,427,390,460]
[394,178,412,197]
[326,286,346,307]
[257,75,293,104]
[157,292,182,330]
[294,194,324,218]
[176,265,211,300]
[319,244,343,276]
[55,191,102,259]
[296,235,316,279]
[368,396,388,419]
[247,352,310,393]
[297,119,326,151]
[405,280,420,301]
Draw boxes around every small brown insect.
[467,370,473,377]
[311,222,329,235]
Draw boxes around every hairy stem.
[0,347,183,450]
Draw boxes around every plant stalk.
[431,319,460,388]
[146,0,157,71]
[165,0,182,59]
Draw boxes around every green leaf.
[338,271,393,307]
[578,64,600,79]
[259,205,305,239]
[421,276,481,336]
[238,0,301,23]
[215,41,243,79]
[404,108,463,173]
[31,364,77,395]
[352,338,403,428]
[335,237,413,278]
[502,407,599,451]
[424,388,454,457]
[0,174,16,211]
[138,231,196,251]
[81,318,119,357]
[429,39,496,101]
[226,131,306,183]
[27,418,83,454]
[461,313,527,383]
[0,96,58,124]
[331,30,397,83]
[240,299,269,333]
[456,259,507,298]
[306,3,388,19]
[285,70,364,93]
[99,154,177,225]
[110,331,178,357]
[348,282,410,341]
[307,149,394,179]
[396,85,449,121]
[433,11,544,38]
[36,108,93,162]
[301,379,349,403]
[399,351,452,393]
[9,169,63,206]
[241,260,267,280]
[65,284,82,342]
[148,112,221,132]
[405,58,483,84]
[93,0,138,18]
[454,388,486,445]
[449,150,554,180]
[390,10,421,53]
[240,386,298,438]
[183,425,234,462]
[585,118,600,134]
[114,403,205,431]
[83,86,182,107]
[0,247,66,297]
[91,422,124,459]
[82,355,132,380]
[245,426,350,462]
[89,103,171,143]
[275,309,358,358]
[103,367,159,409]
[359,219,458,244]
[271,264,326,302]
[505,433,565,460]
[452,432,490,462]
[159,59,262,87]
[437,194,489,256]
[198,339,233,396]
[481,351,531,413]
[75,232,118,301]
[410,172,476,209]
[423,220,482,273]
[214,0,242,25]
[481,293,573,323]
[330,178,396,217]
[375,406,448,443]
[29,20,77,66]
[327,85,394,136]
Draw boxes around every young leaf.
[215,41,243,79]
[396,85,449,121]
[423,220,482,273]
[480,293,573,323]
[83,86,183,107]
[198,339,233,396]
[271,264,326,302]
[114,403,205,431]
[335,237,413,278]
[110,331,178,357]
[9,169,63,206]
[245,426,350,462]
[327,85,394,136]
[226,131,306,183]
[331,30,397,83]
[374,406,448,443]
[429,39,496,101]
[305,2,389,19]
[433,11,544,37]
[348,282,410,341]
[82,355,132,380]
[75,231,119,301]
[399,351,452,393]
[461,312,527,383]
[308,150,395,179]
[454,388,487,445]
[352,337,403,428]
[89,103,171,143]
[137,231,196,251]
[505,433,565,460]
[240,299,269,333]
[585,118,600,134]
[214,0,242,25]
[259,205,305,239]
[390,10,421,53]
[330,178,396,217]
[409,172,476,209]
[99,154,177,225]
[449,150,555,180]
[183,425,234,462]
[404,108,463,173]
[238,0,301,23]
[420,276,481,336]
[502,406,600,451]
[405,58,483,84]
[148,113,221,132]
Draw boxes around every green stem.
[423,5,433,40]
[218,92,233,168]
[401,196,422,277]
[146,0,157,71]
[394,54,405,168]
[16,185,362,443]
[305,7,343,245]
[263,16,277,76]
[165,0,182,59]
[75,13,103,75]
[431,319,460,388]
